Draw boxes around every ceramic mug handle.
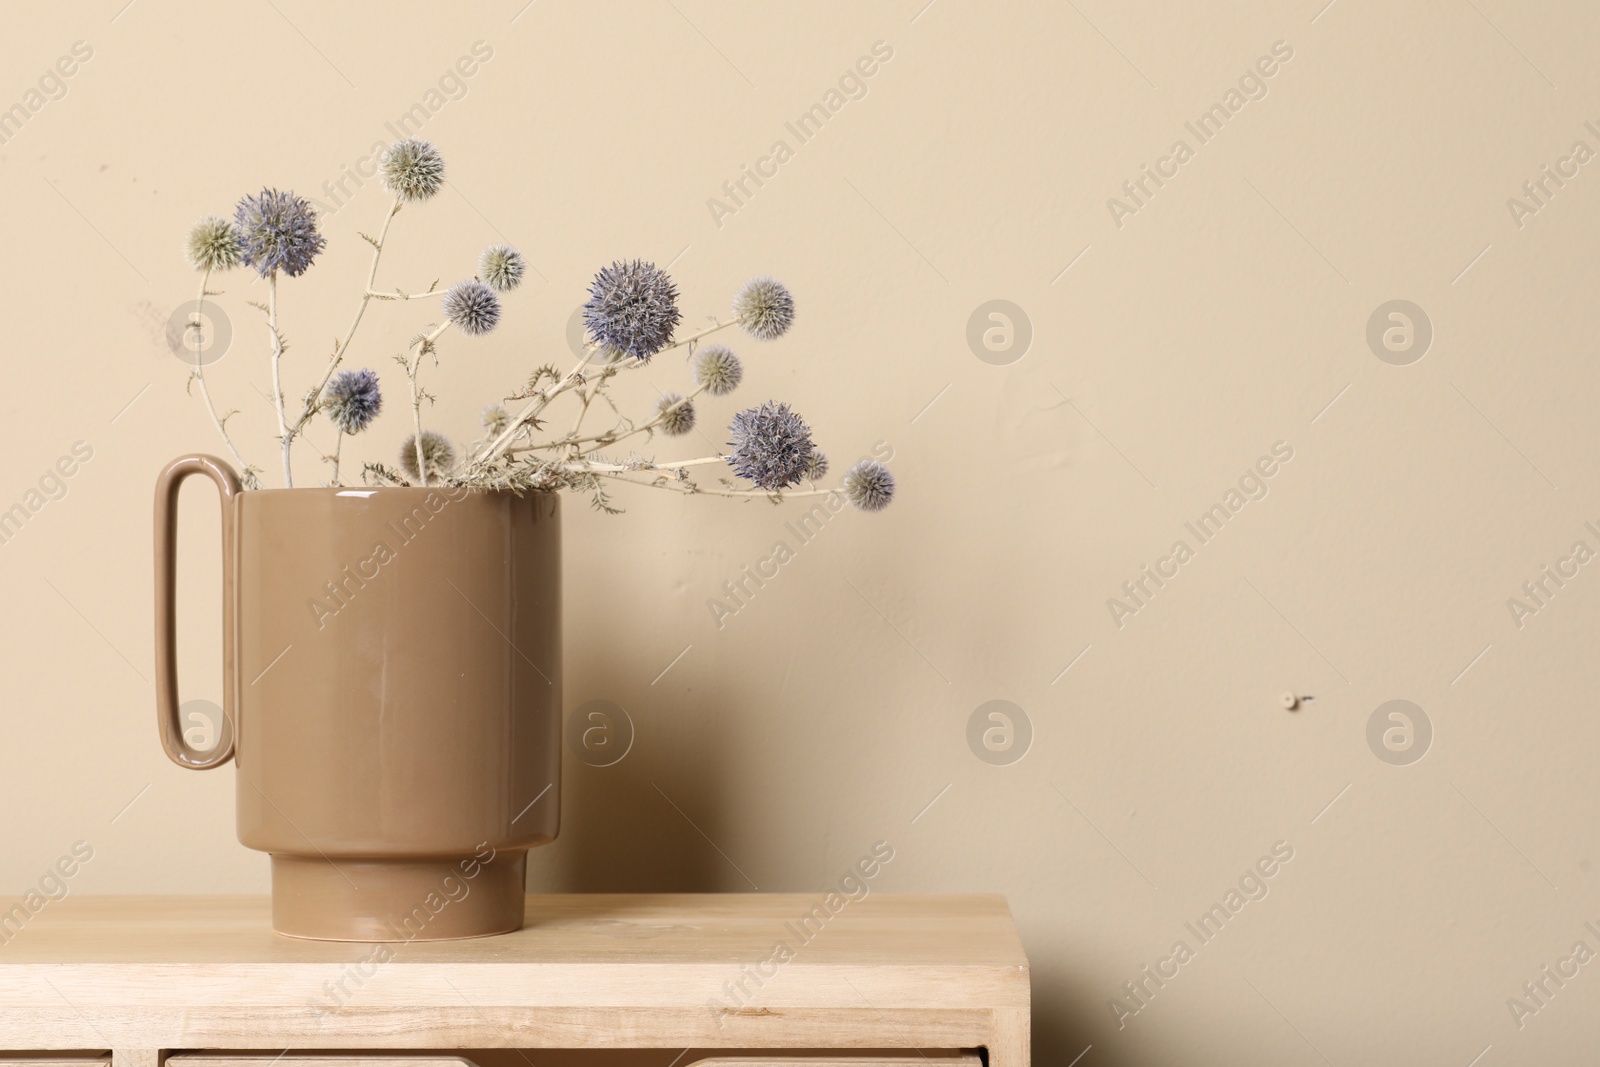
[153,454,241,769]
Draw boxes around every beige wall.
[2,0,1598,1062]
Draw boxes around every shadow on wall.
[1040,968,1123,1067]
[526,682,741,895]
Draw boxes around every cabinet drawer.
[169,1060,473,1067]
[687,1058,982,1067]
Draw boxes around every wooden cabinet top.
[0,894,1029,1051]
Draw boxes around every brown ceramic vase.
[153,454,561,941]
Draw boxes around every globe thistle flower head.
[443,279,502,335]
[693,344,743,396]
[478,243,526,292]
[726,401,815,491]
[324,368,383,435]
[843,459,895,512]
[185,215,243,273]
[804,451,829,481]
[481,403,511,435]
[583,260,682,362]
[398,431,456,483]
[733,276,795,340]
[234,188,325,278]
[656,393,696,437]
[380,138,445,202]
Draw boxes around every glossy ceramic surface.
[154,455,561,940]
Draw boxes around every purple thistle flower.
[380,139,445,202]
[733,276,795,340]
[324,368,382,435]
[234,188,325,278]
[657,393,695,436]
[843,459,895,512]
[478,243,525,292]
[726,401,815,491]
[583,260,682,362]
[443,279,501,335]
[693,344,743,396]
[398,431,456,483]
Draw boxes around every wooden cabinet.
[0,896,1028,1067]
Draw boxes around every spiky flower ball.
[657,394,696,436]
[443,279,501,336]
[726,401,814,491]
[380,139,445,202]
[693,345,743,396]
[804,451,829,481]
[185,215,243,273]
[583,260,682,361]
[234,188,325,278]
[733,276,795,340]
[478,244,525,292]
[324,368,383,435]
[481,404,511,435]
[398,431,456,483]
[843,459,895,512]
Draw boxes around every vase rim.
[240,484,557,498]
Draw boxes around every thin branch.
[268,272,292,487]
[573,384,706,458]
[567,364,618,452]
[367,286,448,300]
[569,455,728,472]
[287,195,403,442]
[329,429,344,487]
[469,318,742,472]
[591,469,837,501]
[405,320,452,487]
[188,268,264,486]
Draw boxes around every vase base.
[270,852,527,941]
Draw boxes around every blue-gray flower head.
[235,188,326,278]
[693,344,743,396]
[399,431,456,483]
[726,401,815,491]
[185,215,243,272]
[478,244,525,292]
[657,393,696,436]
[443,279,502,335]
[381,139,445,202]
[804,451,829,481]
[843,459,895,512]
[733,276,795,340]
[325,368,383,435]
[583,260,682,362]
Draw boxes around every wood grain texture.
[169,1059,475,1067]
[0,896,1028,1061]
[684,1057,979,1067]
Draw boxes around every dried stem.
[591,469,836,501]
[368,286,448,300]
[286,195,404,446]
[329,429,344,487]
[267,272,293,487]
[406,320,452,487]
[470,318,741,472]
[571,455,726,472]
[186,269,260,486]
[572,384,707,458]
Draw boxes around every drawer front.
[687,1059,982,1067]
[169,1060,473,1067]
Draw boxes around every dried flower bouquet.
[181,139,894,515]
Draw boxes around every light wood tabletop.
[0,895,1029,1066]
